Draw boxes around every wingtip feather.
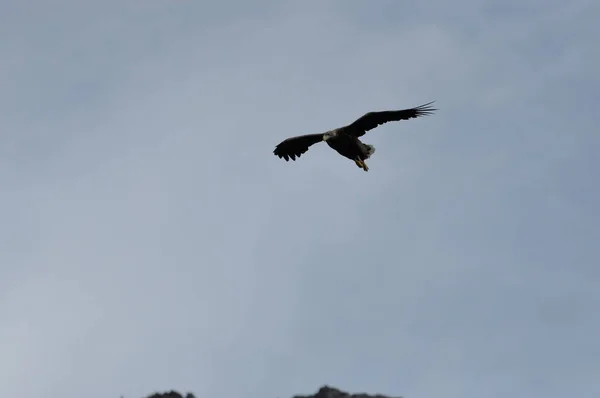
[414,101,437,116]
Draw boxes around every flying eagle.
[273,101,436,171]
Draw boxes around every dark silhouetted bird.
[273,101,436,171]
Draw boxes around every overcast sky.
[1,1,599,398]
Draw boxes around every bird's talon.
[355,158,369,171]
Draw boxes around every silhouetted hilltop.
[142,386,401,398]
[295,386,402,398]
[144,391,195,398]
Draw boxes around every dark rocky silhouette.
[295,386,402,398]
[141,385,401,398]
[143,391,195,398]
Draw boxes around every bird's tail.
[363,144,376,158]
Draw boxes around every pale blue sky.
[1,2,599,398]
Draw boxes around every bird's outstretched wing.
[273,133,324,161]
[347,101,436,137]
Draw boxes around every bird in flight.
[273,101,436,171]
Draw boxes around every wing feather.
[348,101,436,137]
[273,133,324,161]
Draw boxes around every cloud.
[1,2,599,398]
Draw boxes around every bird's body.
[273,101,436,171]
[323,130,376,171]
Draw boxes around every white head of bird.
[322,130,338,141]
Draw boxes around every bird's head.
[323,131,335,141]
